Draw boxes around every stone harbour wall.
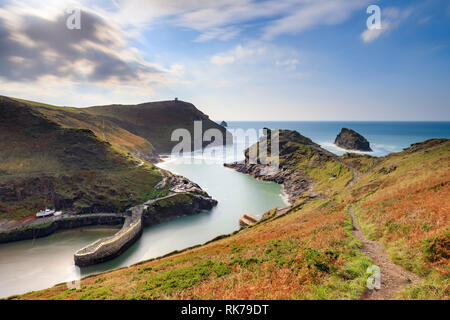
[74,210,143,267]
[0,214,125,244]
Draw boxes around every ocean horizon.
[223,121,450,157]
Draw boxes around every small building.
[174,97,178,101]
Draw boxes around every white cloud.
[210,45,264,66]
[102,0,369,42]
[210,55,235,66]
[264,0,369,39]
[194,27,240,42]
[418,16,431,24]
[276,59,299,71]
[0,1,184,101]
[361,7,413,43]
[361,26,384,43]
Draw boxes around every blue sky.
[0,0,449,120]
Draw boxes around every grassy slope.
[344,140,450,299]
[0,96,162,220]
[11,98,231,157]
[18,199,371,300]
[85,100,231,153]
[12,132,450,300]
[11,98,156,160]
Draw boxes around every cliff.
[225,129,351,202]
[0,96,161,220]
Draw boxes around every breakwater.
[74,205,144,267]
[73,192,218,267]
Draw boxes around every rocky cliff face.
[225,129,342,202]
[334,128,372,152]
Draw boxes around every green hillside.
[0,97,162,219]
[85,100,232,153]
[0,95,230,220]
[11,97,231,159]
[16,131,448,300]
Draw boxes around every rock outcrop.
[334,128,372,152]
[225,129,339,202]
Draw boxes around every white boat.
[36,208,56,218]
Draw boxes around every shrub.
[422,231,450,263]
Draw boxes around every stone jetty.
[239,213,260,227]
[74,205,145,267]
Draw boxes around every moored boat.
[36,208,56,218]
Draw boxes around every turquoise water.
[0,121,448,298]
[77,158,287,277]
[0,146,286,298]
[0,227,119,298]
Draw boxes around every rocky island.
[334,128,372,152]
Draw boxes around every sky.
[0,0,449,120]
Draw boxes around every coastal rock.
[143,193,216,227]
[166,174,207,195]
[225,129,337,202]
[334,128,372,152]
